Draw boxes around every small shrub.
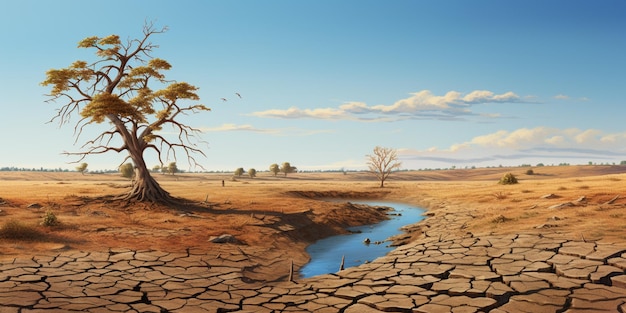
[41,210,60,227]
[498,173,518,185]
[526,169,534,175]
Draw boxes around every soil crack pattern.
[2,210,626,312]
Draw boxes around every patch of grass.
[493,192,508,200]
[520,189,533,194]
[557,186,567,191]
[491,214,512,224]
[123,211,146,225]
[578,185,590,190]
[0,220,46,241]
[608,177,621,182]
[610,213,623,218]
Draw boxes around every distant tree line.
[2,160,626,175]
[231,162,298,178]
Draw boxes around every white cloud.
[399,127,626,168]
[200,123,333,136]
[250,107,347,120]
[250,89,523,121]
[201,123,278,133]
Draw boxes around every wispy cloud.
[554,94,569,100]
[250,89,523,121]
[200,123,333,136]
[400,127,626,168]
[201,123,280,134]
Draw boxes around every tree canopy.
[280,162,297,177]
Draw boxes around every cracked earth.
[2,203,626,312]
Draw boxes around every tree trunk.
[120,152,174,204]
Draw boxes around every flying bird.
[221,98,228,102]
[235,92,242,99]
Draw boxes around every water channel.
[299,201,425,278]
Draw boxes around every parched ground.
[0,166,625,279]
[1,165,626,311]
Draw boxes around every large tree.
[366,146,402,187]
[41,23,210,203]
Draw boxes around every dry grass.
[0,165,625,272]
[0,219,46,241]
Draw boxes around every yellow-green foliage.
[41,210,60,227]
[498,173,518,185]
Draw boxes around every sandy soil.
[0,165,625,280]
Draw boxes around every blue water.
[299,201,425,278]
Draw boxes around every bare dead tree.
[366,146,402,188]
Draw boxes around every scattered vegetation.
[269,163,280,176]
[491,214,512,224]
[41,210,60,227]
[75,163,88,175]
[234,168,245,177]
[119,163,135,179]
[493,192,508,200]
[498,173,518,185]
[525,169,534,175]
[280,162,298,177]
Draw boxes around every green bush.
[498,173,518,185]
[526,169,534,175]
[41,210,60,227]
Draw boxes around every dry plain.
[1,165,625,282]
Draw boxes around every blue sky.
[1,1,625,172]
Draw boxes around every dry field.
[0,165,625,280]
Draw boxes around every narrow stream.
[299,201,425,278]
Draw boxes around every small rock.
[27,203,42,209]
[209,234,238,244]
[536,223,558,229]
[548,202,574,209]
[541,194,557,199]
[363,238,371,245]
